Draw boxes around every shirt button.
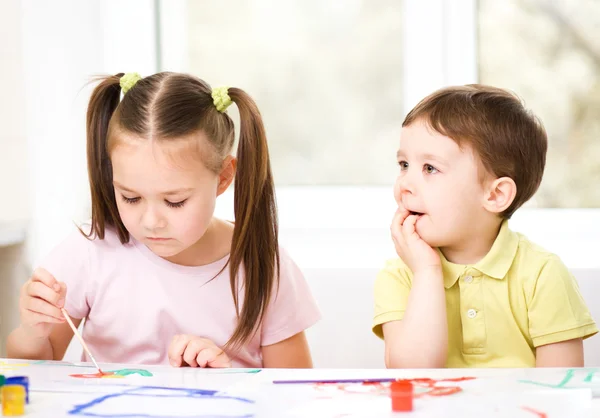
[464,275,473,284]
[467,309,477,319]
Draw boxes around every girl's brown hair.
[85,72,279,350]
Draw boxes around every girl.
[7,72,321,368]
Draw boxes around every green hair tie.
[120,72,142,95]
[212,86,232,113]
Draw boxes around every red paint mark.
[426,386,462,396]
[70,371,118,379]
[399,377,475,398]
[71,368,152,378]
[314,377,475,398]
[521,406,548,418]
[438,377,476,382]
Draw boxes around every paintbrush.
[60,308,103,374]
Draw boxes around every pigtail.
[225,88,280,350]
[83,73,129,243]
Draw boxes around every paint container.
[1,385,26,416]
[391,380,413,412]
[4,377,29,404]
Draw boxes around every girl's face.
[111,132,234,264]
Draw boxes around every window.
[156,0,599,269]
[479,0,600,208]
[160,0,403,186]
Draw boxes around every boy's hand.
[19,268,67,339]
[168,335,232,368]
[391,203,441,275]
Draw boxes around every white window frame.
[153,0,599,269]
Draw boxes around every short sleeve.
[37,227,93,320]
[260,248,321,347]
[372,258,413,339]
[526,255,598,347]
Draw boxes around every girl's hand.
[168,335,232,368]
[19,268,67,339]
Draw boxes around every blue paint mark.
[68,386,255,418]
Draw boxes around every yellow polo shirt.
[373,220,598,368]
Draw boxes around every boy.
[373,85,597,368]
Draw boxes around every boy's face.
[394,119,490,248]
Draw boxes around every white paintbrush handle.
[61,308,102,373]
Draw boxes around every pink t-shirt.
[40,225,321,367]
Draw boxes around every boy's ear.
[217,155,236,196]
[483,176,517,214]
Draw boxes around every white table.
[0,359,598,417]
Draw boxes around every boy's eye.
[121,195,140,204]
[424,164,439,174]
[165,199,187,208]
[398,160,409,170]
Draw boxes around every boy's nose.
[396,174,416,196]
[394,178,416,207]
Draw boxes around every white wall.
[0,0,28,358]
[0,0,28,223]
[20,0,158,267]
[0,0,158,353]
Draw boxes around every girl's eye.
[165,199,187,208]
[122,196,140,204]
[398,160,409,170]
